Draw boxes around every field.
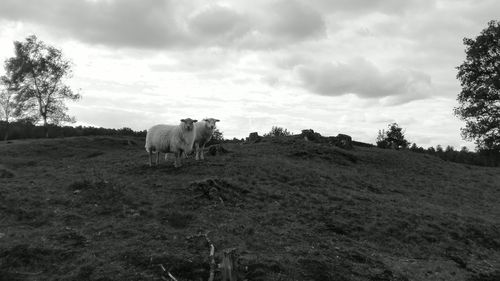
[0,135,499,281]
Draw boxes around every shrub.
[265,126,291,137]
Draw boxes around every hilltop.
[0,135,499,281]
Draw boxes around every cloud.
[0,0,327,50]
[295,58,432,104]
[311,0,435,15]
[0,0,187,48]
[187,5,251,45]
[265,0,326,41]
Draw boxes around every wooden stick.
[186,232,217,281]
[159,264,166,272]
[208,242,216,281]
[168,272,179,281]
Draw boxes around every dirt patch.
[188,177,251,205]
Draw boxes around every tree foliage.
[0,76,18,140]
[455,20,500,152]
[376,123,409,149]
[4,35,80,137]
[265,126,291,137]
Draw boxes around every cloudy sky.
[0,0,498,149]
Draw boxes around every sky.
[0,0,498,149]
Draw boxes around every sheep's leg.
[195,143,200,160]
[156,152,160,165]
[200,144,205,160]
[174,151,182,168]
[148,150,153,167]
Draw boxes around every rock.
[247,132,262,143]
[335,134,353,149]
[301,129,322,142]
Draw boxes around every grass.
[0,135,499,280]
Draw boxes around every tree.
[5,35,80,138]
[0,75,17,140]
[265,126,291,137]
[207,128,224,146]
[376,129,389,148]
[455,20,500,152]
[376,123,409,149]
[211,128,224,142]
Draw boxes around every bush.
[265,126,291,137]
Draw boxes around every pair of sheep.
[145,118,220,167]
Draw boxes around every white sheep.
[193,118,220,160]
[145,118,198,167]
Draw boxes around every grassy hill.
[0,135,499,281]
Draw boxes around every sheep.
[145,118,198,167]
[193,118,220,160]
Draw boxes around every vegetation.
[376,123,409,149]
[408,142,500,167]
[2,35,80,138]
[0,77,16,140]
[207,128,224,146]
[264,126,292,137]
[455,20,500,152]
[376,123,500,166]
[0,120,145,140]
[0,135,499,281]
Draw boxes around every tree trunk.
[43,117,49,138]
[3,122,8,141]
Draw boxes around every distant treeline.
[0,121,146,140]
[2,121,499,167]
[408,143,500,167]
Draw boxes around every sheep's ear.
[215,119,220,122]
[203,118,208,122]
[180,119,186,123]
[193,119,198,123]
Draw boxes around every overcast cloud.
[0,0,498,149]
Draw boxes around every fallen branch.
[158,264,179,281]
[168,272,179,281]
[187,231,217,281]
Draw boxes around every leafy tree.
[455,20,500,152]
[211,128,224,142]
[376,129,389,148]
[207,128,224,146]
[376,123,409,149]
[436,145,444,153]
[0,76,17,140]
[4,35,80,137]
[265,126,291,137]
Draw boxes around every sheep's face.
[203,118,220,130]
[180,118,197,131]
